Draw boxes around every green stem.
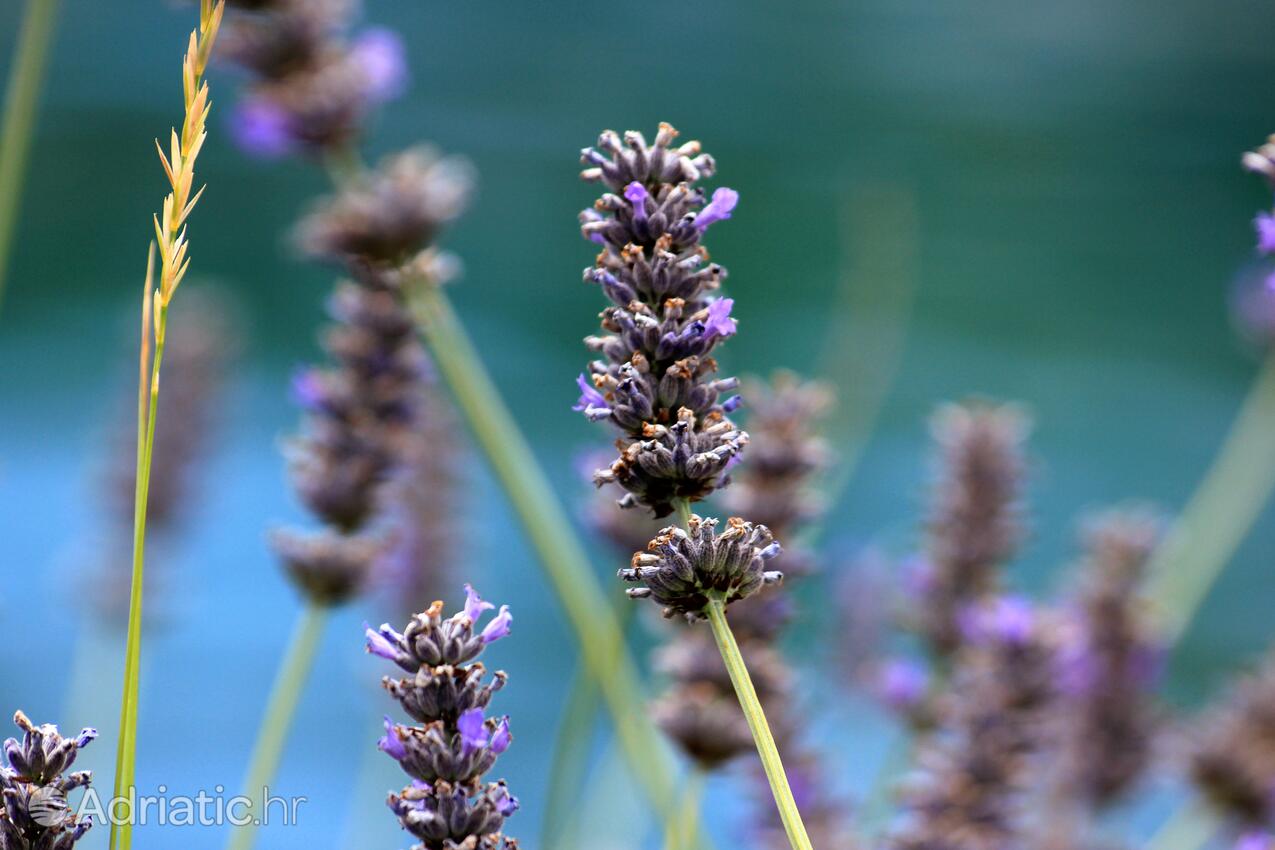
[675,498,694,529]
[0,0,60,315]
[539,594,635,850]
[225,603,330,850]
[703,597,812,850]
[109,303,166,850]
[402,278,680,829]
[1146,351,1275,644]
[1144,799,1218,850]
[662,768,704,850]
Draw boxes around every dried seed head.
[619,515,783,620]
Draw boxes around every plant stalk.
[109,292,165,850]
[0,0,60,314]
[402,276,680,828]
[663,768,705,850]
[1146,350,1275,643]
[226,602,330,850]
[704,596,812,850]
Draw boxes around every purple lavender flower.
[350,27,407,102]
[703,298,737,341]
[1256,213,1275,254]
[695,186,739,231]
[378,716,407,760]
[623,181,649,222]
[369,588,518,848]
[0,711,96,848]
[458,708,488,755]
[875,658,930,712]
[479,606,512,644]
[572,373,610,417]
[577,123,749,516]
[230,96,295,158]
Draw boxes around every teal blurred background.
[2,0,1275,846]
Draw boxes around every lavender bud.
[270,528,382,605]
[619,515,782,620]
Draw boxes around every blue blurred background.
[3,0,1275,846]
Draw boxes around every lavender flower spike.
[0,711,95,849]
[577,123,749,516]
[370,587,518,849]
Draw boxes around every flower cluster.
[620,514,783,621]
[575,122,747,517]
[912,401,1030,657]
[296,147,474,272]
[1189,651,1275,830]
[0,712,96,850]
[889,597,1060,850]
[221,0,406,157]
[271,277,429,605]
[367,586,518,849]
[1052,508,1163,808]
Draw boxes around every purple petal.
[378,716,407,760]
[721,394,742,413]
[703,298,737,341]
[290,369,326,411]
[492,785,520,817]
[572,373,609,413]
[364,623,399,660]
[463,583,495,623]
[458,708,488,755]
[74,728,97,750]
[490,717,512,754]
[696,187,739,231]
[1257,213,1275,254]
[480,605,513,644]
[623,181,649,221]
[350,27,408,102]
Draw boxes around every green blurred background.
[2,0,1275,846]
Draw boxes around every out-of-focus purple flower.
[703,297,737,341]
[458,708,488,755]
[1236,832,1274,850]
[290,368,326,411]
[480,605,512,643]
[350,27,408,102]
[572,373,609,414]
[624,181,649,222]
[463,583,494,623]
[490,717,512,754]
[378,716,407,760]
[1256,214,1275,254]
[696,187,739,231]
[961,595,1035,645]
[876,658,929,712]
[230,96,295,158]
